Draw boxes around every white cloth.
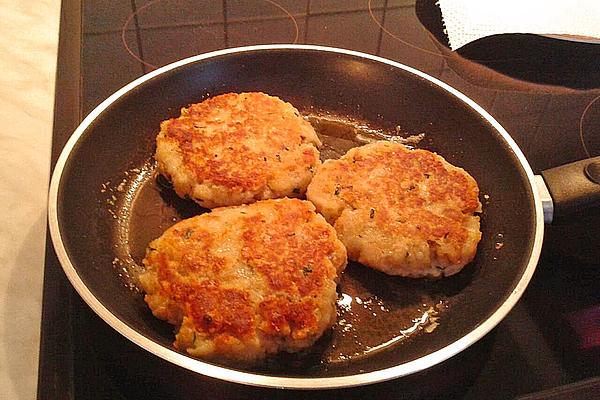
[437,0,600,49]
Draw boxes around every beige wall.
[0,1,60,399]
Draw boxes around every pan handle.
[536,156,600,224]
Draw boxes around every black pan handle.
[537,156,600,224]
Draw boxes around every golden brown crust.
[139,198,347,362]
[306,141,482,278]
[155,92,321,208]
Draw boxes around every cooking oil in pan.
[100,159,206,291]
[305,114,425,160]
[324,262,447,364]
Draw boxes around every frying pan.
[47,45,600,389]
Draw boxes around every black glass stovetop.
[39,1,600,399]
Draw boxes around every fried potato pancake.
[139,198,347,362]
[155,92,321,208]
[306,141,481,278]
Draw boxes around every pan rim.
[47,44,545,390]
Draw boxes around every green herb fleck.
[370,208,376,219]
[334,184,341,196]
[183,229,194,239]
[292,187,301,194]
[302,266,313,276]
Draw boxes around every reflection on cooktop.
[123,0,301,69]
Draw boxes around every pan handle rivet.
[584,161,600,184]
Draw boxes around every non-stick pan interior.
[55,48,537,379]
